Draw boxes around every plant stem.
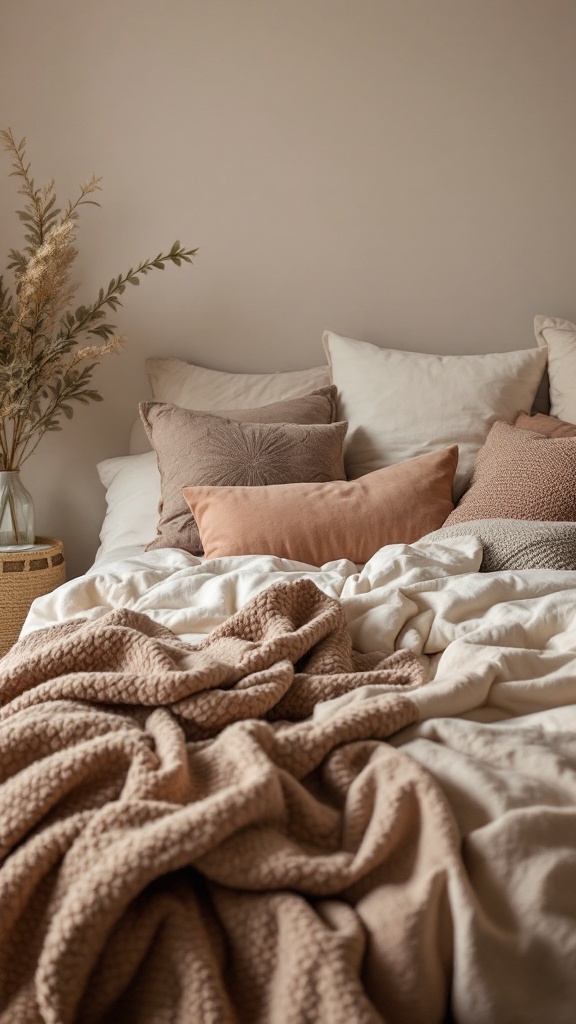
[0,475,21,542]
[7,485,20,543]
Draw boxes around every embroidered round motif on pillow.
[140,403,348,555]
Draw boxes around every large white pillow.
[129,358,332,454]
[535,315,576,424]
[322,330,547,499]
[95,452,160,561]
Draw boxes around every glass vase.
[0,471,35,548]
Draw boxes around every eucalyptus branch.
[58,242,197,345]
[13,394,90,467]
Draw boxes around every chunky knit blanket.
[0,578,462,1024]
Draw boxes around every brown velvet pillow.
[514,410,576,438]
[141,399,347,554]
[446,420,576,525]
[185,384,339,426]
[183,446,458,565]
[131,384,337,454]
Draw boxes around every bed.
[3,316,576,1023]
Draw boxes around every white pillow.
[95,451,160,560]
[322,330,547,499]
[128,358,332,455]
[535,315,576,424]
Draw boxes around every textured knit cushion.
[323,330,547,499]
[424,519,576,572]
[534,315,576,424]
[141,403,348,554]
[446,420,576,525]
[515,410,576,438]
[183,446,458,566]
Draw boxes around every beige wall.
[1,0,575,577]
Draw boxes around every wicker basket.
[0,536,65,657]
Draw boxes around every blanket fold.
[1,578,425,736]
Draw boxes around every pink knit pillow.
[183,446,457,566]
[446,420,576,525]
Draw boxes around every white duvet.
[23,534,576,723]
[21,535,576,1022]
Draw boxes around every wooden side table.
[0,537,66,657]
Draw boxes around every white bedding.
[24,534,576,724]
[21,536,576,1021]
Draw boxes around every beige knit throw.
[0,578,460,1024]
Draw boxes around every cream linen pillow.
[534,315,576,424]
[147,357,331,408]
[129,359,333,454]
[183,446,457,566]
[322,331,547,499]
[445,420,576,525]
[141,404,348,554]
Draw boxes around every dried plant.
[0,129,197,470]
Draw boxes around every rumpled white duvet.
[22,535,576,1023]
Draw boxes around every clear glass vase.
[0,471,35,548]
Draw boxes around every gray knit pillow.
[424,518,576,572]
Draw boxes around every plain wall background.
[1,0,575,577]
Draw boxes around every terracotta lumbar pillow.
[446,419,576,525]
[141,400,347,554]
[183,446,458,566]
[514,410,576,438]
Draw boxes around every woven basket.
[0,536,65,657]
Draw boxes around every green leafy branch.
[59,241,197,346]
